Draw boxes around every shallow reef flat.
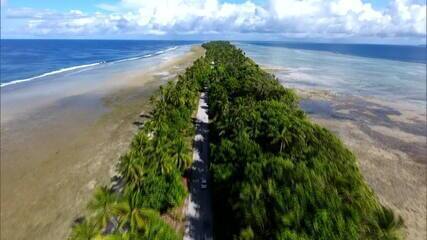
[0,46,205,240]
[296,88,426,240]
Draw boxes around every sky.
[1,0,426,44]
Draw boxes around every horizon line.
[1,38,425,47]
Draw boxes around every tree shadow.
[140,112,152,119]
[132,121,145,128]
[185,116,213,239]
[110,175,125,194]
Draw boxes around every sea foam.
[1,45,179,88]
[1,62,104,87]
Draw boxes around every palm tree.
[166,82,186,108]
[151,99,168,123]
[101,200,179,240]
[155,148,174,175]
[131,132,150,152]
[117,152,146,191]
[113,200,155,234]
[269,124,290,153]
[69,218,99,240]
[87,186,118,231]
[145,130,174,175]
[171,138,191,172]
[375,207,404,239]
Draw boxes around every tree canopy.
[69,50,210,240]
[70,41,403,240]
[203,41,403,240]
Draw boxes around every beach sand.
[295,88,426,240]
[0,46,205,240]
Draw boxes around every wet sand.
[295,88,426,240]
[0,46,205,240]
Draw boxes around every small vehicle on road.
[201,178,207,189]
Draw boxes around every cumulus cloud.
[3,0,426,41]
[6,8,86,20]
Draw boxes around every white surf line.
[184,91,213,240]
[1,46,180,88]
[0,62,105,88]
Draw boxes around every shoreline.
[1,41,424,239]
[289,86,426,240]
[0,45,184,88]
[207,41,406,239]
[0,45,205,240]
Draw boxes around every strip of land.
[2,41,418,240]
[204,41,404,240]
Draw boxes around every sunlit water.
[236,42,426,108]
[1,44,194,124]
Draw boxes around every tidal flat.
[0,46,205,240]
[249,41,426,239]
[296,88,426,240]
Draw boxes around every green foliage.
[87,186,119,230]
[70,48,211,239]
[70,41,404,239]
[69,219,99,240]
[203,41,404,240]
[123,170,186,212]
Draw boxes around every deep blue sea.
[1,39,426,103]
[242,41,427,64]
[0,40,199,87]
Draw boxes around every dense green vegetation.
[70,41,403,240]
[203,41,403,240]
[69,53,210,239]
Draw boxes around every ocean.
[1,40,426,107]
[0,40,206,240]
[236,42,427,107]
[0,40,199,87]
[243,41,427,64]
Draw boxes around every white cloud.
[3,0,426,41]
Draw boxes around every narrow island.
[69,41,404,240]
